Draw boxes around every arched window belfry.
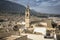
[27,14,28,17]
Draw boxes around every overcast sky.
[7,0,60,14]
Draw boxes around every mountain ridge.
[0,0,60,17]
[0,0,26,15]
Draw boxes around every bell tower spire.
[25,5,30,28]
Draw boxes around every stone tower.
[25,5,30,28]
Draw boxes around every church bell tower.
[25,5,30,28]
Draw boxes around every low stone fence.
[6,35,27,40]
[15,35,27,40]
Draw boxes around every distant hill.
[0,0,38,16]
[0,0,26,15]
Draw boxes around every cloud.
[7,0,60,7]
[7,0,60,14]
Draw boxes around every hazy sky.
[8,0,60,14]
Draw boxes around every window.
[27,14,28,17]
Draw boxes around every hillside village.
[0,5,60,40]
[0,0,60,40]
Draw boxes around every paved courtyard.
[22,33,54,40]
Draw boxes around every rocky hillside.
[0,0,25,15]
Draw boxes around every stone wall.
[15,35,27,40]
